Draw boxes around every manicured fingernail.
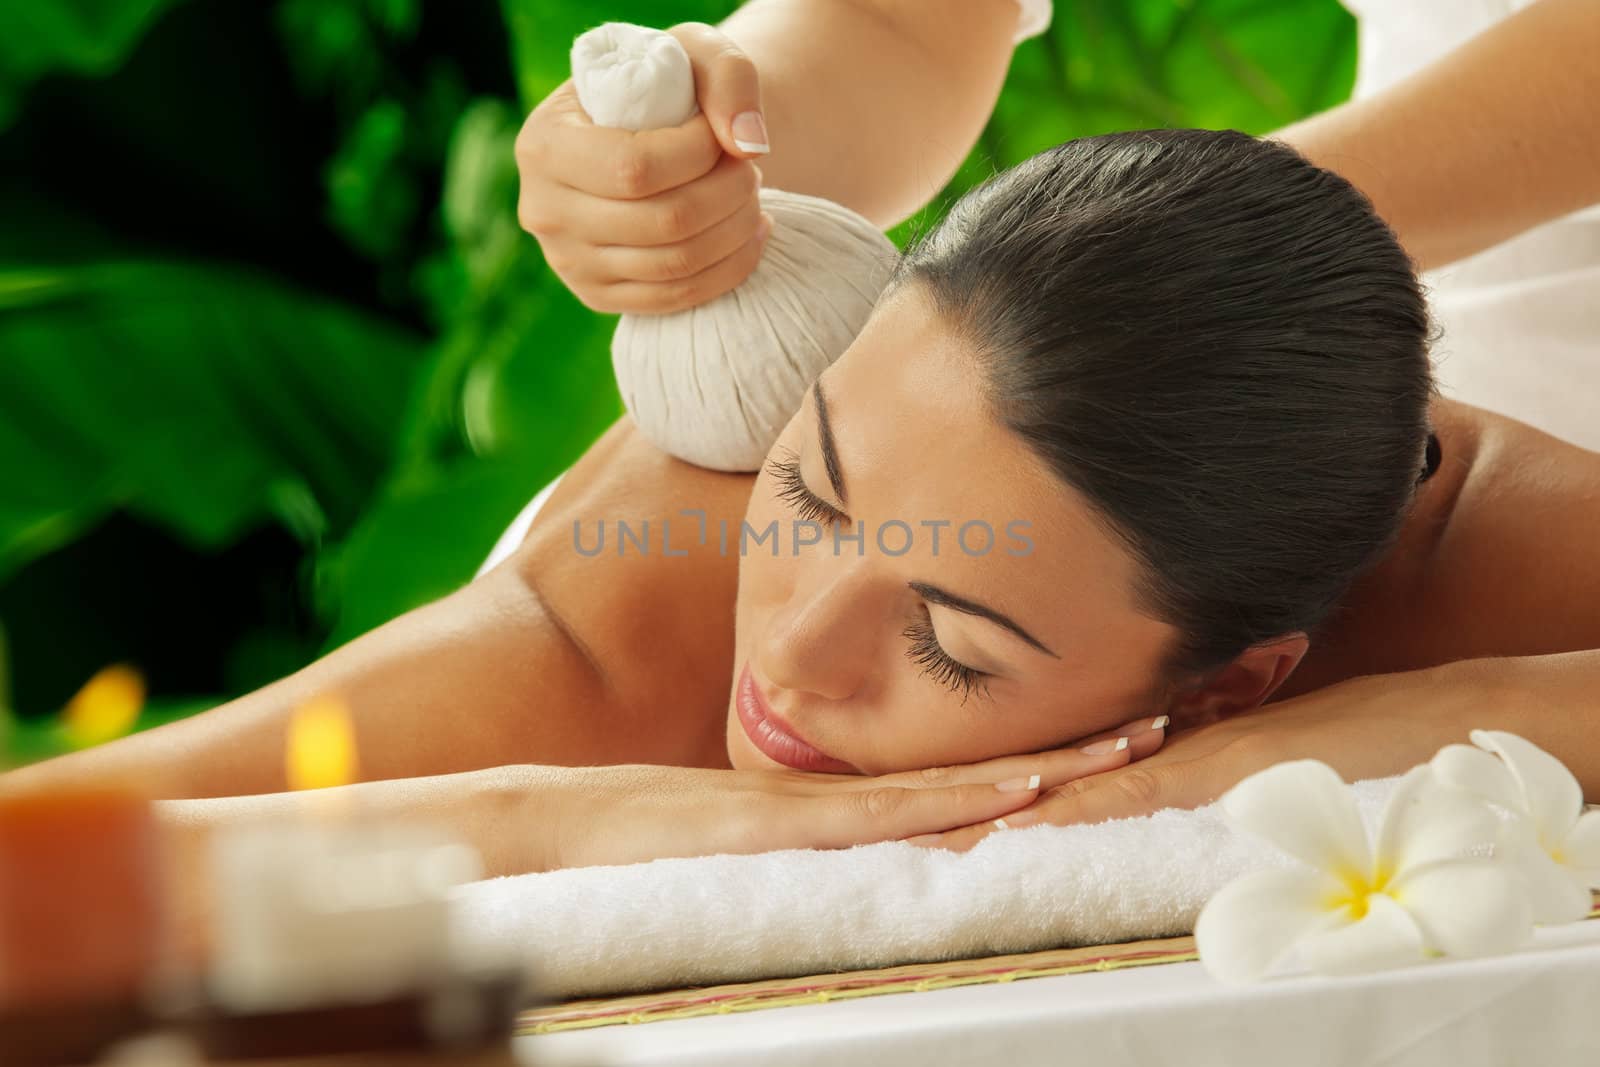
[992,818,1011,831]
[1150,715,1169,731]
[732,110,769,154]
[1081,736,1129,756]
[994,773,1040,792]
[755,212,773,243]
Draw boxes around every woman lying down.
[7,129,1600,878]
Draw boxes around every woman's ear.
[1164,632,1310,725]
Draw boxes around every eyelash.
[903,606,992,706]
[765,447,992,705]
[766,446,848,526]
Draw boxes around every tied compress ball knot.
[571,21,698,130]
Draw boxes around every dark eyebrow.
[909,580,1059,658]
[812,379,849,509]
[813,377,1057,659]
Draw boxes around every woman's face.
[726,284,1182,776]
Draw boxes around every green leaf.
[0,258,425,583]
[325,98,419,260]
[0,0,191,130]
[0,619,11,713]
[274,0,380,105]
[316,458,555,649]
[323,244,621,645]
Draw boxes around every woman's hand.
[537,719,1164,871]
[908,663,1502,852]
[514,22,774,315]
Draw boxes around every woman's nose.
[758,562,879,702]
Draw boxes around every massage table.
[517,911,1600,1066]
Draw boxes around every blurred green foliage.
[0,0,1353,764]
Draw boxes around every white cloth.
[571,22,697,132]
[476,471,566,577]
[1012,0,1052,43]
[451,776,1401,1000]
[523,917,1600,1067]
[1340,0,1600,452]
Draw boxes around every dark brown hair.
[892,129,1435,680]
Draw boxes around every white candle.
[206,818,482,1013]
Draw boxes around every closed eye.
[767,447,992,704]
[767,446,848,526]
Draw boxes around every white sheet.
[520,917,1600,1067]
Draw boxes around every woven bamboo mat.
[517,933,1197,1036]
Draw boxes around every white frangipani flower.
[1196,760,1530,984]
[1431,729,1600,924]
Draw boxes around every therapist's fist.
[514,22,775,315]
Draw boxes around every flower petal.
[1195,867,1346,985]
[1296,892,1426,977]
[1220,760,1369,876]
[1470,730,1582,843]
[1565,810,1600,888]
[1499,829,1595,925]
[1431,742,1523,814]
[1389,858,1531,959]
[1375,765,1501,877]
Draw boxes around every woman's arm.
[0,565,614,800]
[918,647,1600,851]
[1273,0,1600,270]
[0,417,751,799]
[153,754,1068,962]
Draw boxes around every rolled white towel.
[450,775,1403,999]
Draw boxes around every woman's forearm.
[154,764,558,966]
[0,568,617,800]
[1273,0,1600,270]
[158,763,557,879]
[1474,648,1600,801]
[717,0,1022,228]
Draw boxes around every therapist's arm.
[1273,0,1600,270]
[712,0,1023,229]
[515,0,1023,315]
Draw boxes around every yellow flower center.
[1325,862,1396,920]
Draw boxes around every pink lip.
[735,663,858,774]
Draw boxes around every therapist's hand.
[906,664,1486,852]
[540,724,1159,872]
[515,22,775,315]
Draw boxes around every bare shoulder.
[508,416,755,766]
[1419,399,1600,653]
[1282,398,1600,696]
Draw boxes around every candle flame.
[63,664,146,749]
[286,695,358,791]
